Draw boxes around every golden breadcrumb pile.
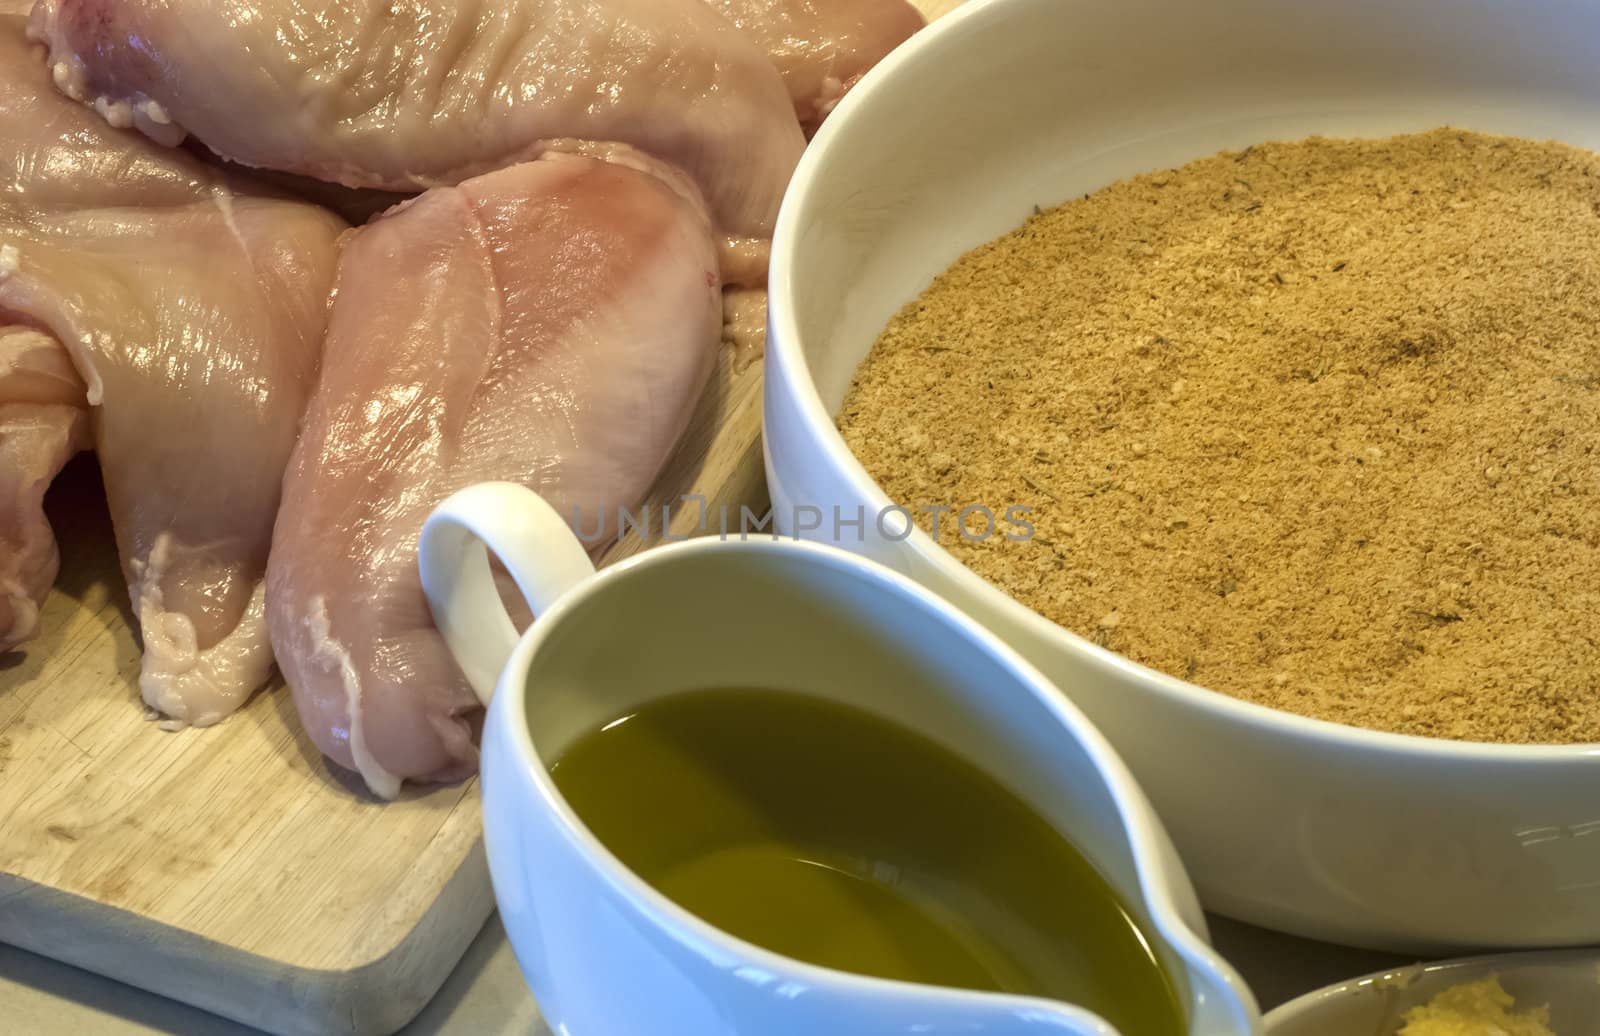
[841,129,1600,742]
[1399,975,1554,1036]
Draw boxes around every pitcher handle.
[419,482,597,706]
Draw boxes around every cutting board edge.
[0,838,493,1036]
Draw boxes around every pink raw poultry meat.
[29,0,803,280]
[702,0,925,135]
[267,151,720,798]
[0,15,345,723]
[0,325,87,648]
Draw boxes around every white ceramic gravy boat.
[418,482,1259,1035]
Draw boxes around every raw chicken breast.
[30,0,804,248]
[702,0,925,134]
[267,151,720,798]
[0,325,87,649]
[0,17,345,723]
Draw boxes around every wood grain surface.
[0,3,962,1034]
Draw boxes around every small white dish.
[1265,949,1600,1035]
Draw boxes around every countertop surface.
[2,909,1412,1034]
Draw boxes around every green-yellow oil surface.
[549,688,1186,1035]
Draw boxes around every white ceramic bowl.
[1264,949,1600,1035]
[765,0,1600,952]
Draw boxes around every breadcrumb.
[840,129,1600,743]
[1398,975,1553,1036]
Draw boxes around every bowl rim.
[766,0,1600,767]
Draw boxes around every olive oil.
[550,688,1185,1035]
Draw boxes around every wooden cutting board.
[0,350,765,1036]
[0,3,961,1034]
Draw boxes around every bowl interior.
[787,0,1600,417]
